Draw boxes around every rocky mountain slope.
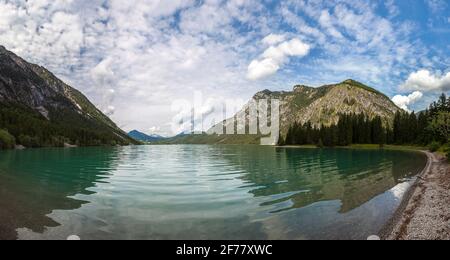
[0,45,137,147]
[168,80,401,145]
[216,79,400,136]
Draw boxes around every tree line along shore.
[279,93,450,161]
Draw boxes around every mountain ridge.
[167,79,402,145]
[228,79,401,133]
[0,45,137,148]
[128,130,165,142]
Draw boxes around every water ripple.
[0,145,428,240]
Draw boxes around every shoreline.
[277,144,428,151]
[380,151,450,240]
[280,145,450,240]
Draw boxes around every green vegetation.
[280,93,450,159]
[348,144,427,151]
[66,87,120,130]
[0,129,15,149]
[158,133,263,145]
[429,141,441,152]
[290,85,331,109]
[210,79,401,140]
[342,79,394,103]
[280,113,387,147]
[0,46,138,150]
[0,103,135,149]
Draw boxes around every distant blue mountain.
[128,130,165,142]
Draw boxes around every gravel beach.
[382,152,450,240]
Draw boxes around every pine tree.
[417,111,429,144]
[409,112,418,143]
[371,116,383,144]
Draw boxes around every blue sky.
[0,0,449,135]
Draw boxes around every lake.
[0,145,427,240]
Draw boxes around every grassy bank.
[348,144,427,151]
[278,144,428,151]
[437,143,450,159]
[281,143,449,162]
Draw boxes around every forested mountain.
[0,46,138,149]
[281,93,450,149]
[168,80,402,145]
[128,130,165,143]
[212,79,401,137]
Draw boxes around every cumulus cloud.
[401,70,450,92]
[91,58,115,87]
[0,0,444,135]
[90,58,117,115]
[247,38,311,80]
[148,126,164,136]
[262,34,286,46]
[392,91,424,111]
[277,0,431,90]
[104,105,115,116]
[0,1,83,74]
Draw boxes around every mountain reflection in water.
[0,146,426,240]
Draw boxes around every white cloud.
[104,105,115,116]
[0,1,85,85]
[90,58,116,115]
[247,59,280,81]
[392,91,424,111]
[262,34,286,46]
[278,0,428,95]
[0,0,269,135]
[384,0,400,17]
[426,0,447,13]
[0,0,444,135]
[247,38,311,80]
[91,58,115,87]
[318,10,344,39]
[148,126,165,136]
[401,70,450,92]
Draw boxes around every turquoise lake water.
[0,145,427,240]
